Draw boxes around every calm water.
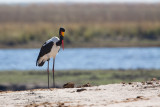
[0,48,160,71]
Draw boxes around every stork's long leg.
[52,58,55,88]
[47,60,49,89]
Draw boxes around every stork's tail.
[36,61,45,66]
[36,57,45,67]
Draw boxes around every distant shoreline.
[0,70,159,91]
[0,41,160,49]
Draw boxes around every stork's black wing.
[56,39,62,46]
[36,41,54,66]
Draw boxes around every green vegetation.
[0,70,159,86]
[0,4,160,48]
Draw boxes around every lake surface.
[0,48,160,71]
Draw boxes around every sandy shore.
[0,80,160,107]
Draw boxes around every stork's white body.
[38,37,60,64]
[36,27,65,88]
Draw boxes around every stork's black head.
[59,27,65,50]
[59,27,65,36]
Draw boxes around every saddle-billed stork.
[36,27,65,88]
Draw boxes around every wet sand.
[0,80,160,107]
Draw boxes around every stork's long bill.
[62,40,64,50]
[61,31,65,50]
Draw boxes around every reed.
[0,70,159,86]
[0,4,160,48]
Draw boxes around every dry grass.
[0,4,160,48]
